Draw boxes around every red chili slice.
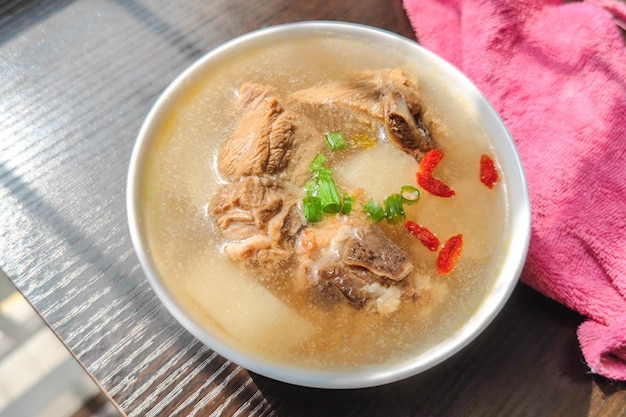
[405,221,440,251]
[416,172,456,197]
[480,154,498,189]
[437,234,464,275]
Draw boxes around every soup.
[140,35,509,369]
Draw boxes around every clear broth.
[141,36,509,369]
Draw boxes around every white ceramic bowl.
[127,21,531,389]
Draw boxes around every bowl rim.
[127,20,531,389]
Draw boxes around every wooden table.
[1,0,625,415]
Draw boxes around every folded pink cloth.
[403,0,626,380]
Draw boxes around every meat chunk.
[218,83,296,180]
[383,91,434,161]
[292,69,435,160]
[317,263,380,308]
[212,176,304,242]
[211,176,302,271]
[317,261,414,313]
[297,218,415,313]
[212,176,285,237]
[341,227,413,281]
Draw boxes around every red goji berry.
[416,149,455,197]
[480,154,498,189]
[419,149,444,174]
[416,172,456,197]
[437,234,463,275]
[405,221,440,251]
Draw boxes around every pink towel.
[403,0,626,380]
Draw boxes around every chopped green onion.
[303,152,354,221]
[384,193,405,224]
[363,199,386,223]
[325,132,346,151]
[308,153,332,180]
[308,153,327,173]
[305,179,318,197]
[316,167,333,180]
[318,177,342,213]
[303,196,322,222]
[341,193,353,215]
[400,185,420,203]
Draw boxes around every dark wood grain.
[1,0,625,416]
